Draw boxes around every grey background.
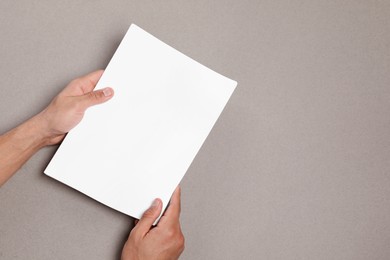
[0,1,389,259]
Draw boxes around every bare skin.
[0,70,113,185]
[0,70,185,259]
[122,186,185,260]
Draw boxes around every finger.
[78,70,105,93]
[162,186,181,221]
[61,70,105,96]
[134,199,162,238]
[77,87,114,110]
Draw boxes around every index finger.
[78,70,105,93]
[62,70,104,96]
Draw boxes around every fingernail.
[103,88,112,97]
[152,199,160,208]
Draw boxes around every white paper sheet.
[44,24,237,220]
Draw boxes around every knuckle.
[70,78,82,86]
[142,208,156,219]
[177,233,185,251]
[165,227,183,240]
[88,91,101,101]
[165,228,175,239]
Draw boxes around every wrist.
[28,113,64,147]
[4,115,51,156]
[24,115,52,148]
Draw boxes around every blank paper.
[44,24,237,220]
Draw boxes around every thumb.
[78,87,114,109]
[135,199,162,237]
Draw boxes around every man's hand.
[37,70,113,145]
[121,187,185,260]
[0,70,113,186]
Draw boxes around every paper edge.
[43,23,238,220]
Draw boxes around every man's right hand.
[121,186,185,260]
